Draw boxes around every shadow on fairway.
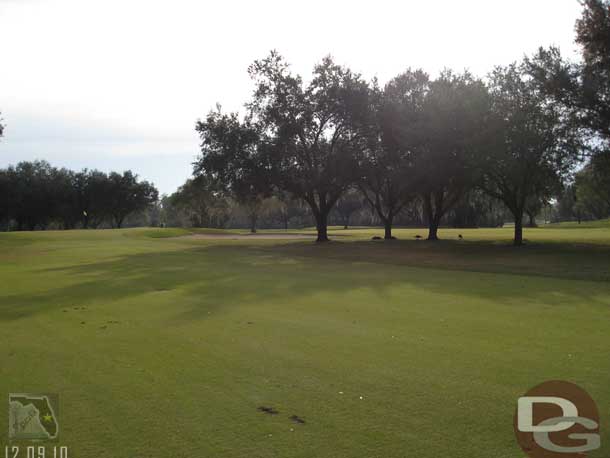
[1,239,610,321]
[265,238,610,283]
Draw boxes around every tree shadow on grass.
[2,239,610,322]
[265,238,610,283]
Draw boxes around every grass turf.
[1,225,609,457]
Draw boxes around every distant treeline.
[0,161,158,230]
[161,169,609,234]
[161,179,510,232]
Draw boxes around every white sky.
[0,0,584,194]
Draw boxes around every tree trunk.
[249,214,257,233]
[315,212,329,242]
[422,193,441,241]
[384,218,393,240]
[427,221,439,241]
[514,213,523,246]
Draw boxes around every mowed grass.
[1,225,609,458]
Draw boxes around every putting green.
[1,226,609,457]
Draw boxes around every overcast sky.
[0,0,584,194]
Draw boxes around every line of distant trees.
[188,0,610,245]
[0,161,158,230]
[161,167,608,235]
[161,181,512,232]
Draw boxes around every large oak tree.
[247,52,371,242]
[389,70,491,240]
[481,63,583,245]
[358,71,427,239]
[195,109,274,233]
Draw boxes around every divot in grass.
[289,415,305,424]
[257,406,279,415]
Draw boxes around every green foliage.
[555,184,585,222]
[195,108,272,205]
[527,1,610,147]
[104,171,158,228]
[481,62,583,244]
[575,152,610,219]
[0,162,158,230]
[247,52,372,241]
[266,191,311,230]
[576,0,610,142]
[332,189,363,229]
[167,176,230,228]
[358,71,425,238]
[447,190,506,228]
[2,160,59,230]
[412,71,491,239]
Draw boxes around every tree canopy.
[194,107,274,233]
[480,63,583,244]
[576,0,610,143]
[358,71,425,239]
[526,0,609,147]
[247,52,372,241]
[407,70,491,240]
